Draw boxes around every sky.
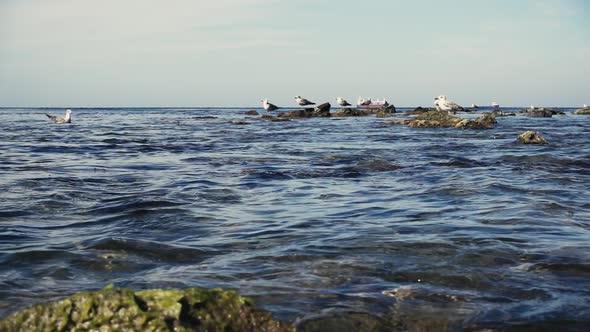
[0,0,588,107]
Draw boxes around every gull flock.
[260,95,467,113]
[43,98,589,124]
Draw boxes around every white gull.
[45,109,72,124]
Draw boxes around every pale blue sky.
[1,0,588,107]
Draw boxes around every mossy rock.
[333,109,370,117]
[0,286,294,332]
[407,111,462,128]
[391,111,496,129]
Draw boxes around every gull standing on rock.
[45,109,72,124]
[294,96,315,106]
[262,99,278,111]
[434,95,464,114]
[584,104,588,109]
[336,97,352,107]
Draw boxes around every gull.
[359,98,372,106]
[336,97,352,107]
[584,104,588,109]
[261,98,278,111]
[294,96,315,106]
[45,109,72,124]
[434,95,464,114]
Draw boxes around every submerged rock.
[0,286,293,332]
[244,110,259,116]
[192,116,218,120]
[297,312,391,332]
[517,131,548,144]
[261,114,291,122]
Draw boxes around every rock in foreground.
[0,286,293,332]
[517,131,548,144]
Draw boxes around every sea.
[0,107,589,330]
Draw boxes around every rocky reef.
[272,103,395,119]
[386,111,496,130]
[0,286,293,332]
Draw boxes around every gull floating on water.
[261,99,278,111]
[294,96,315,106]
[434,95,464,114]
[336,97,352,107]
[45,109,72,124]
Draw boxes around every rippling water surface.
[1,107,589,330]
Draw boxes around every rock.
[491,110,516,117]
[0,286,293,332]
[387,111,496,130]
[333,109,369,117]
[375,111,393,118]
[517,131,548,144]
[373,105,397,118]
[574,108,590,115]
[244,110,259,116]
[404,106,436,115]
[454,113,497,129]
[277,108,315,119]
[407,111,463,128]
[313,102,331,117]
[276,105,331,119]
[520,107,555,118]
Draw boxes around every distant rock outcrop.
[574,107,590,115]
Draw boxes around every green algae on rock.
[407,111,463,128]
[0,286,294,332]
[386,111,497,129]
